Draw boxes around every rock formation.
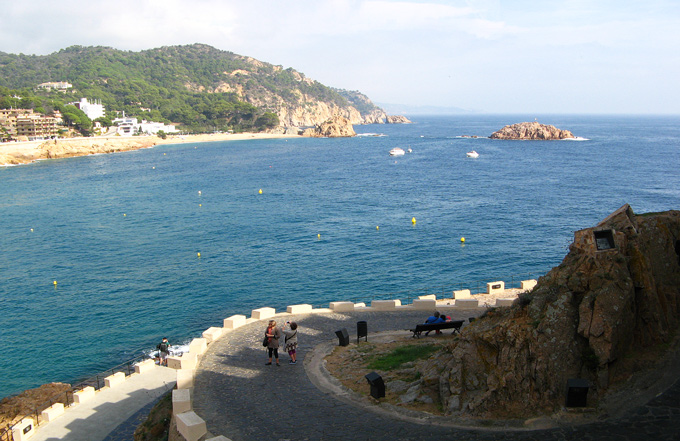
[302,116,356,138]
[411,205,680,418]
[386,115,412,124]
[489,122,575,140]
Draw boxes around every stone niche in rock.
[489,121,575,140]
[416,204,680,419]
[302,115,356,138]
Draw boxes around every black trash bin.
[357,321,368,343]
[335,328,350,346]
[365,371,385,399]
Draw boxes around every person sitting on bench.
[424,311,446,335]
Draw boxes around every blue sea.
[1,115,678,399]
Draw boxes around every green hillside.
[0,44,382,133]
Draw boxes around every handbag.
[262,335,268,347]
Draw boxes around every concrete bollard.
[202,327,223,343]
[496,298,516,307]
[370,299,401,310]
[176,411,207,441]
[12,417,35,441]
[73,386,95,404]
[172,388,192,416]
[223,314,246,330]
[453,289,471,299]
[418,294,437,300]
[412,298,436,310]
[134,359,156,374]
[329,301,354,312]
[41,403,65,422]
[104,371,126,388]
[521,279,537,291]
[486,281,505,294]
[177,369,195,389]
[454,298,479,308]
[189,338,208,355]
[286,304,313,314]
[251,307,276,320]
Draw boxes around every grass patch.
[367,344,439,371]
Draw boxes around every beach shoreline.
[0,132,300,166]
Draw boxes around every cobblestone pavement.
[193,310,680,441]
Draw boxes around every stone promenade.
[193,310,680,441]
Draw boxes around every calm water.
[1,115,678,398]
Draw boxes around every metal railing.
[1,354,149,441]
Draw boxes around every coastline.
[0,132,300,166]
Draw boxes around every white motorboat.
[466,150,479,158]
[389,147,406,156]
[407,148,413,153]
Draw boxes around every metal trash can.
[357,321,368,343]
[335,328,350,346]
[365,372,385,399]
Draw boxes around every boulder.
[489,122,575,140]
[302,115,356,138]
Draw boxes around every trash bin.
[357,321,368,343]
[335,328,350,346]
[365,372,385,399]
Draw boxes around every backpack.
[158,342,169,352]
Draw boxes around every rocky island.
[490,121,575,140]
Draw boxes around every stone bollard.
[12,417,35,441]
[251,307,276,320]
[202,327,223,343]
[223,314,246,330]
[134,359,156,374]
[73,386,95,404]
[329,301,354,312]
[286,304,313,314]
[370,299,401,310]
[176,411,207,441]
[104,371,126,388]
[41,403,65,422]
[172,388,192,416]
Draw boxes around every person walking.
[156,337,171,366]
[264,320,282,366]
[282,321,298,364]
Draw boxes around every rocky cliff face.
[490,122,575,140]
[302,115,356,138]
[419,205,680,418]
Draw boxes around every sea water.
[1,115,678,398]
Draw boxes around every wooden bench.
[409,320,464,338]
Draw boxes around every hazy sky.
[2,0,679,114]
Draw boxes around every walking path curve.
[29,365,175,441]
[193,309,680,441]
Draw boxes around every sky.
[1,0,679,114]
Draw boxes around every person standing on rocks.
[282,321,298,364]
[156,337,171,366]
[265,320,282,366]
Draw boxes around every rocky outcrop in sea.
[301,115,356,138]
[386,115,412,124]
[490,122,575,140]
[408,205,680,418]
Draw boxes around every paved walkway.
[193,310,680,441]
[30,365,175,441]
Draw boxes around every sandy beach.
[0,132,299,166]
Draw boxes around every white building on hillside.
[112,117,176,136]
[72,98,105,120]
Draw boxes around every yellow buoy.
[198,191,202,195]
[152,166,155,169]
[199,204,202,207]
[259,189,263,194]
[123,213,126,217]
[376,226,379,230]
[53,280,57,286]
[461,237,465,243]
[411,217,416,225]
[30,228,34,232]
[163,153,166,155]
[317,234,321,239]
[197,252,201,258]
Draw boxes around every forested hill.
[0,44,386,132]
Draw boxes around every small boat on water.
[407,148,413,153]
[466,150,479,158]
[389,147,406,156]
